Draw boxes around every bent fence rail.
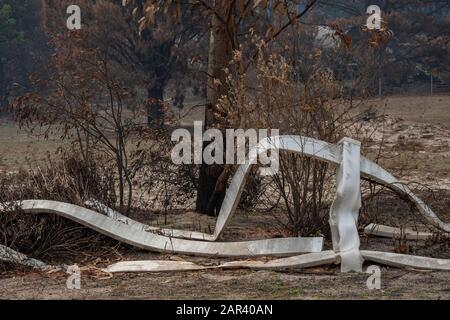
[1,135,449,272]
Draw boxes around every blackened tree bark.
[139,28,175,128]
[196,3,234,215]
[0,63,8,117]
[147,84,164,127]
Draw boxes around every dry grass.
[1,266,449,299]
[367,95,450,128]
[0,119,66,171]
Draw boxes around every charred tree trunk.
[147,84,164,127]
[0,92,7,117]
[0,63,8,117]
[196,3,233,215]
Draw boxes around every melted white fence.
[1,135,449,272]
